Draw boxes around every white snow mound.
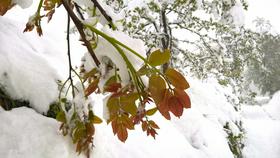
[0,17,63,113]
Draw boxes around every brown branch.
[74,2,85,20]
[90,0,116,29]
[61,0,100,67]
[161,9,169,49]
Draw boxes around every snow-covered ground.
[242,92,280,158]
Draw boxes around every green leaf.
[120,93,139,115]
[60,98,67,103]
[148,49,171,66]
[56,111,66,123]
[83,68,98,80]
[88,110,103,124]
[146,107,158,116]
[72,122,86,143]
[137,65,150,76]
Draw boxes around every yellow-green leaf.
[148,49,171,66]
[93,115,103,124]
[165,68,190,90]
[146,107,158,116]
[56,111,66,123]
[88,110,103,124]
[149,74,166,104]
[83,68,98,80]
[137,65,150,76]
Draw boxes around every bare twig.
[66,11,75,98]
[90,0,116,29]
[61,0,100,67]
[74,2,85,20]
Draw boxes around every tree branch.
[61,0,100,67]
[90,0,116,29]
[66,11,75,98]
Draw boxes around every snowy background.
[0,0,280,158]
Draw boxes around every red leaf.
[117,125,128,142]
[174,89,191,109]
[104,83,122,93]
[168,96,184,118]
[111,119,118,135]
[157,90,171,120]
[149,120,160,129]
[85,79,99,97]
[142,121,148,131]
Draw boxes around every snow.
[91,77,242,158]
[12,0,33,9]
[263,91,280,119]
[242,92,280,158]
[230,1,246,27]
[0,107,83,158]
[0,17,67,113]
[84,26,146,87]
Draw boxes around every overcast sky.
[245,0,280,33]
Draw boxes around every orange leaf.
[174,89,191,109]
[165,68,190,90]
[149,120,160,129]
[157,90,171,120]
[104,82,121,92]
[142,121,148,131]
[117,125,128,142]
[111,119,118,135]
[0,0,14,16]
[85,78,99,97]
[168,96,184,118]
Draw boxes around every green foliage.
[224,122,245,158]
[245,33,280,96]
[0,86,30,110]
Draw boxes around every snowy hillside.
[0,16,242,158]
[242,92,280,158]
